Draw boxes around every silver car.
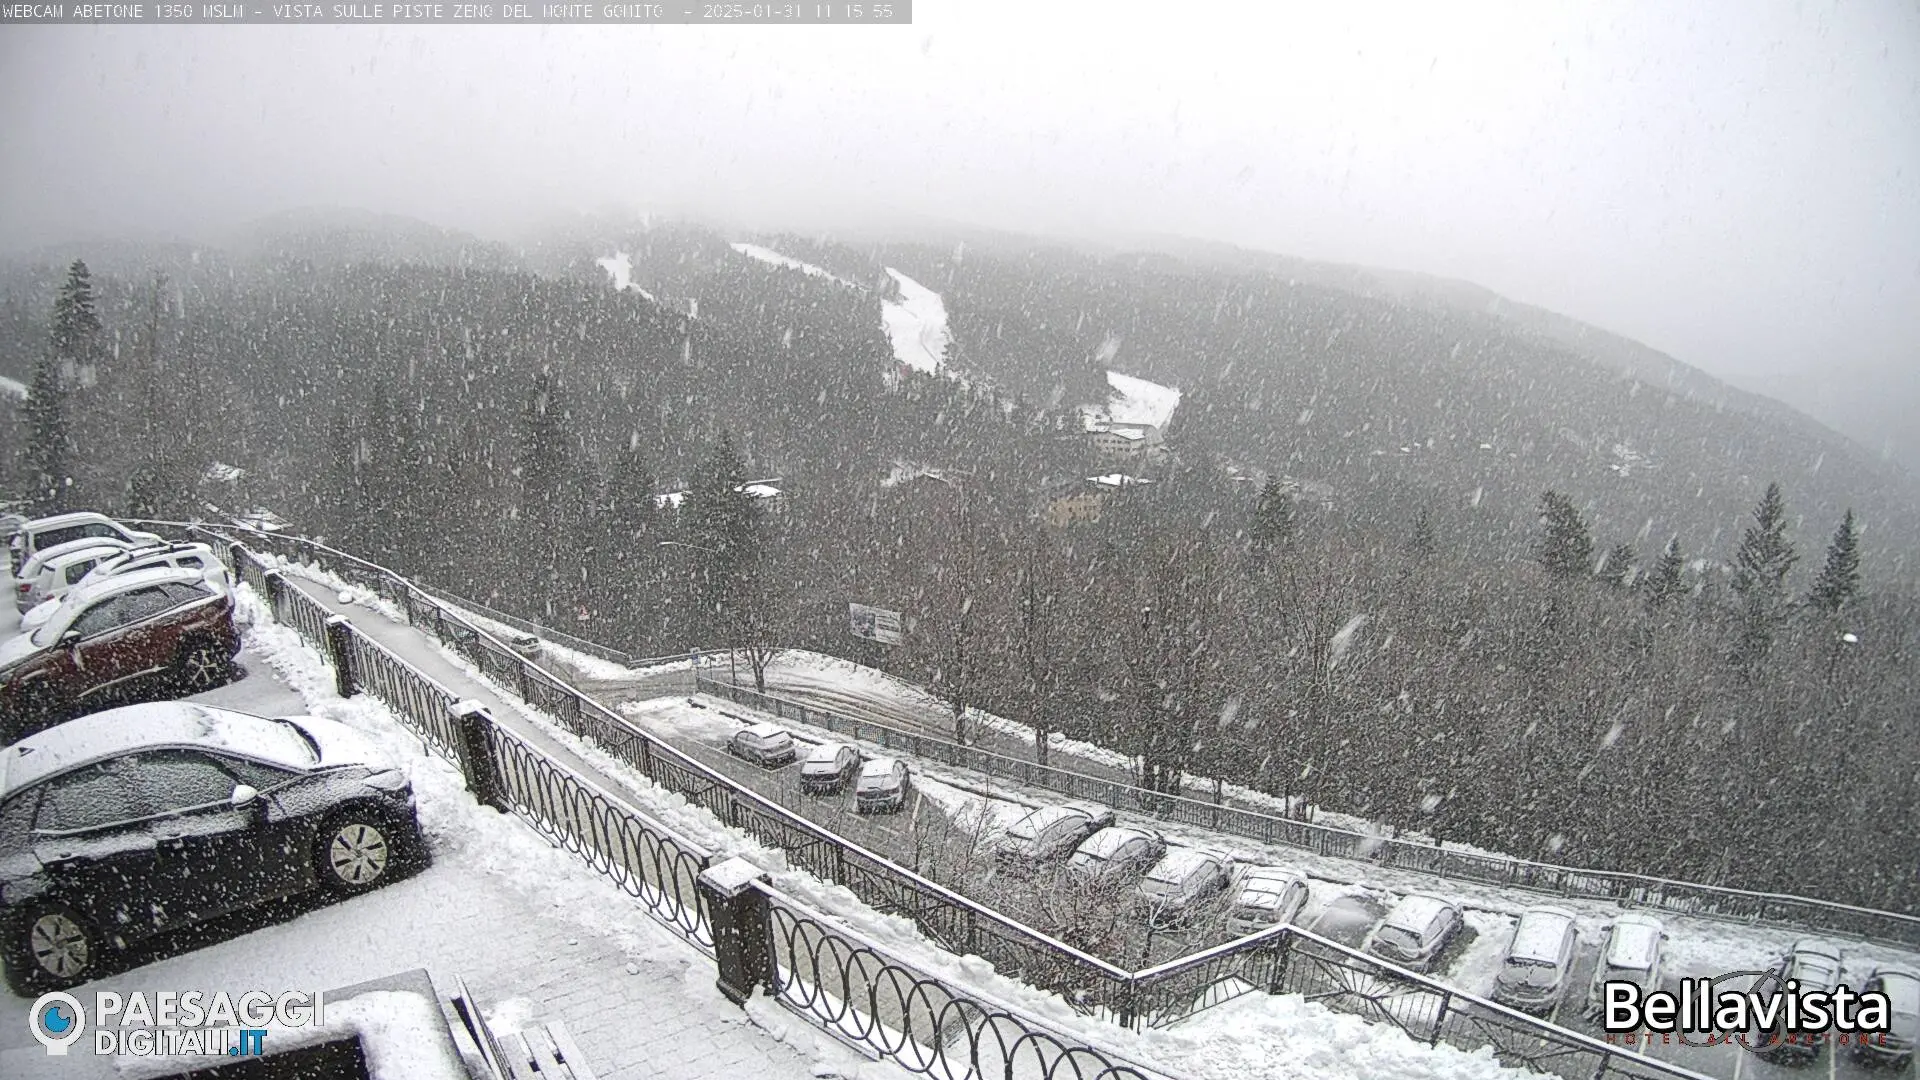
[1362,893,1464,973]
[993,803,1115,869]
[727,722,796,767]
[1584,913,1666,1017]
[1137,848,1232,925]
[1066,826,1167,888]
[1226,866,1312,936]
[1492,906,1580,1014]
[853,757,910,814]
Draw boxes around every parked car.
[1362,894,1464,973]
[992,803,1115,869]
[1308,893,1384,949]
[0,566,241,738]
[15,540,136,613]
[1226,866,1312,937]
[1066,826,1167,888]
[854,757,911,814]
[7,512,161,577]
[1584,913,1667,1017]
[726,723,796,767]
[1852,967,1918,1069]
[1492,906,1580,1014]
[23,544,235,635]
[1137,848,1233,925]
[798,741,862,794]
[1754,940,1845,1063]
[0,701,422,993]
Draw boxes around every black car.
[0,702,422,994]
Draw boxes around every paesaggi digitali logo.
[29,991,85,1055]
[26,989,326,1059]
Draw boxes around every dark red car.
[0,566,240,740]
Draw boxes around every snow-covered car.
[7,512,160,578]
[1853,967,1918,1068]
[1066,826,1167,888]
[1583,913,1666,1017]
[14,539,135,614]
[1362,894,1463,973]
[0,702,422,993]
[0,566,241,738]
[1137,848,1233,924]
[1755,940,1845,1063]
[992,803,1115,869]
[1308,893,1383,949]
[726,723,796,767]
[21,540,238,635]
[1226,866,1312,936]
[799,741,862,794]
[853,757,911,814]
[1492,906,1580,1014]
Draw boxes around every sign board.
[848,603,903,645]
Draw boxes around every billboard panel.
[848,603,904,645]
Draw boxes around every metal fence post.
[261,567,287,614]
[323,615,357,698]
[451,700,509,812]
[696,858,773,1006]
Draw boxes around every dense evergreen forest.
[3,216,1915,916]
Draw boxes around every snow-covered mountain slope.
[730,242,860,288]
[881,267,950,375]
[594,251,656,301]
[0,374,25,399]
[1084,369,1181,429]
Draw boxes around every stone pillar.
[323,614,357,699]
[451,700,509,812]
[697,857,773,1006]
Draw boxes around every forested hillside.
[3,216,1914,915]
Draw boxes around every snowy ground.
[730,242,859,288]
[594,251,656,301]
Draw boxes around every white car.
[23,542,232,633]
[14,537,139,613]
[1585,913,1667,1017]
[853,757,911,814]
[1067,826,1167,888]
[1226,866,1312,936]
[726,722,796,767]
[7,512,161,577]
[1137,848,1233,924]
[1362,894,1464,973]
[1492,906,1580,1014]
[993,803,1116,868]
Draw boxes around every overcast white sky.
[1,0,1915,412]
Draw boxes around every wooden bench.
[449,975,599,1080]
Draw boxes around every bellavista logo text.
[1603,973,1891,1052]
[28,989,327,1058]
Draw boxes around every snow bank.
[0,374,24,399]
[881,268,951,375]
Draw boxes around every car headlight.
[363,768,410,793]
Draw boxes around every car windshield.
[803,745,842,765]
[1375,927,1421,952]
[855,771,892,792]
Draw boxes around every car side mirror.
[230,784,260,809]
[59,629,80,650]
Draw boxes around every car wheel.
[177,638,233,693]
[9,904,98,993]
[316,810,398,895]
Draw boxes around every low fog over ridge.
[1,1,1916,463]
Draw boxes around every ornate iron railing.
[761,886,1168,1080]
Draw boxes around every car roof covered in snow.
[18,510,119,533]
[1382,894,1457,933]
[742,722,788,740]
[859,756,899,777]
[1077,825,1156,859]
[1010,804,1086,834]
[803,741,853,762]
[1145,848,1223,883]
[32,542,128,573]
[26,565,210,645]
[1605,915,1664,970]
[0,703,316,796]
[1237,866,1306,903]
[1508,907,1578,961]
[20,536,135,577]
